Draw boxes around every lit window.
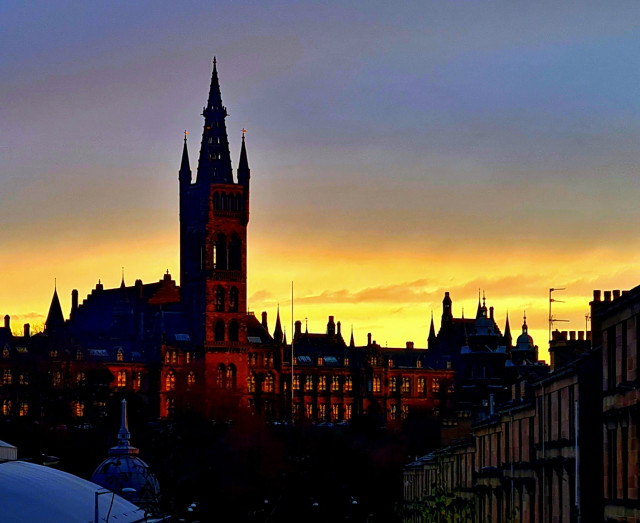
[96,401,107,417]
[263,373,274,393]
[188,371,196,386]
[305,403,313,419]
[417,377,425,395]
[417,360,422,368]
[19,373,28,386]
[117,370,127,388]
[216,364,225,388]
[432,378,440,392]
[2,400,11,416]
[402,405,409,419]
[2,369,11,386]
[166,397,175,417]
[318,403,326,420]
[331,403,340,421]
[116,349,124,362]
[52,370,62,388]
[304,376,313,392]
[73,401,84,418]
[390,404,397,420]
[134,372,142,390]
[373,375,381,393]
[388,359,394,368]
[164,351,171,364]
[402,377,411,394]
[344,357,349,367]
[318,357,323,366]
[448,382,455,393]
[171,351,178,364]
[50,349,58,359]
[165,371,176,391]
[76,350,83,361]
[344,376,353,392]
[76,372,86,385]
[293,375,300,390]
[390,377,398,392]
[186,352,192,364]
[293,403,300,417]
[226,365,236,389]
[248,374,256,393]
[331,376,340,392]
[345,404,352,420]
[19,401,28,417]
[318,376,327,391]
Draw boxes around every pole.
[575,397,580,522]
[291,281,294,425]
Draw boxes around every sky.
[2,1,640,355]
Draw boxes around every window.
[2,400,11,416]
[165,351,171,364]
[345,404,352,420]
[293,403,300,417]
[373,375,381,393]
[134,372,142,390]
[248,398,255,414]
[166,397,175,418]
[216,364,225,388]
[318,376,327,391]
[293,375,300,390]
[230,287,239,311]
[73,401,84,418]
[186,352,192,364]
[331,376,340,392]
[390,404,397,420]
[228,235,241,270]
[332,403,340,421]
[117,370,127,388]
[402,405,409,419]
[318,403,326,420]
[305,403,313,419]
[2,348,8,359]
[19,401,28,417]
[417,377,425,395]
[19,373,28,386]
[344,357,350,367]
[76,371,86,385]
[304,376,313,392]
[432,378,440,392]
[214,234,226,269]
[116,349,124,362]
[402,377,411,394]
[165,371,176,391]
[171,351,178,364]
[50,349,58,359]
[2,369,11,386]
[263,373,274,393]
[229,320,239,342]
[214,320,225,342]
[390,377,398,392]
[344,376,353,392]
[226,365,236,389]
[52,370,62,388]
[248,374,256,393]
[215,287,225,312]
[249,353,257,366]
[76,350,83,361]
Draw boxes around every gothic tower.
[179,58,250,346]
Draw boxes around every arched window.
[166,397,175,418]
[73,401,84,418]
[215,286,225,312]
[236,194,243,212]
[164,351,171,364]
[76,372,86,385]
[228,235,241,270]
[229,287,239,312]
[116,349,124,362]
[221,193,228,210]
[214,234,227,269]
[214,320,225,342]
[19,401,28,417]
[117,370,127,388]
[263,373,274,393]
[248,374,256,393]
[226,364,236,389]
[165,371,176,391]
[187,372,196,386]
[3,369,11,385]
[2,400,12,416]
[213,192,220,210]
[229,320,239,342]
[216,364,226,388]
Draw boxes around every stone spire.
[112,399,139,456]
[504,311,512,346]
[237,131,250,186]
[179,130,192,185]
[45,284,64,333]
[349,326,355,348]
[273,305,283,344]
[196,57,234,185]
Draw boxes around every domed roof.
[91,400,159,508]
[515,315,535,352]
[0,460,143,523]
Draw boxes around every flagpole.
[291,281,294,426]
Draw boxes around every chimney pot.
[578,331,584,341]
[604,291,611,301]
[367,333,372,346]
[295,320,302,337]
[24,323,30,338]
[570,331,576,341]
[613,290,621,299]
[593,290,601,302]
[261,311,268,330]
[3,315,9,331]
[406,341,414,350]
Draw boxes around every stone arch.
[214,320,225,342]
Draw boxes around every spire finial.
[184,130,188,143]
[213,56,217,68]
[54,277,57,290]
[242,128,247,141]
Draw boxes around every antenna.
[549,287,569,342]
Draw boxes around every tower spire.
[197,57,234,185]
[45,284,65,333]
[350,325,355,348]
[273,305,283,344]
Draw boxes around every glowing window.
[318,403,326,420]
[373,375,381,393]
[2,369,11,386]
[2,400,11,416]
[188,371,196,386]
[216,365,225,388]
[402,377,411,394]
[390,404,397,420]
[402,405,409,419]
[165,371,176,391]
[76,372,86,385]
[248,374,256,393]
[331,404,340,421]
[345,404,352,420]
[116,349,124,362]
[432,378,440,392]
[305,403,313,419]
[19,373,28,386]
[318,376,327,391]
[304,376,313,392]
[417,377,425,395]
[293,375,300,390]
[344,376,353,392]
[263,373,274,393]
[2,348,9,358]
[117,370,127,388]
[331,376,340,392]
[73,401,84,418]
[226,365,236,389]
[390,377,398,393]
[52,370,62,388]
[19,401,28,417]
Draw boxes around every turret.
[45,285,65,334]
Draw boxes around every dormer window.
[116,349,124,362]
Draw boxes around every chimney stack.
[367,333,372,346]
[71,289,79,317]
[261,311,268,331]
[295,320,302,337]
[604,290,611,301]
[23,323,30,338]
[3,315,9,331]
[406,341,414,350]
[613,290,621,300]
[593,290,601,302]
